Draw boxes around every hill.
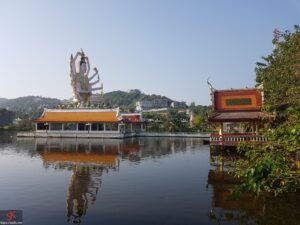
[0,96,62,118]
[0,98,7,105]
[103,89,174,109]
[0,90,205,118]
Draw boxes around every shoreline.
[16,131,210,140]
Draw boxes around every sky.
[0,0,299,105]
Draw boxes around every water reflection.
[66,166,101,223]
[208,149,300,225]
[3,134,298,225]
[35,139,131,224]
[33,138,205,224]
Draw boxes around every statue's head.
[79,54,87,74]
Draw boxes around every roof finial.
[207,77,215,92]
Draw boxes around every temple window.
[105,123,118,131]
[37,123,48,130]
[50,123,63,131]
[64,123,77,131]
[91,123,104,131]
[78,123,88,131]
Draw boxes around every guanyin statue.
[69,49,103,106]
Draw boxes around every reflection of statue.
[66,166,102,224]
[35,139,122,224]
[70,49,103,106]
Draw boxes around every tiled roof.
[34,109,119,123]
[121,113,142,123]
[209,111,261,122]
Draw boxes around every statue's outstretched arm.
[89,72,98,81]
[90,76,100,86]
[91,82,103,92]
[91,87,102,92]
[89,67,99,81]
[72,52,81,73]
[69,54,74,75]
[74,51,81,61]
[85,57,90,76]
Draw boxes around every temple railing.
[210,133,267,146]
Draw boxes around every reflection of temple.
[208,170,262,213]
[208,151,264,223]
[33,137,206,224]
[36,138,140,224]
[208,151,300,225]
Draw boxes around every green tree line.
[234,26,300,195]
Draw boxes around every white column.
[219,123,223,135]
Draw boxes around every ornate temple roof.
[209,111,261,122]
[34,108,119,123]
[213,89,262,112]
[120,113,143,123]
[209,88,263,122]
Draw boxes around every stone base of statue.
[90,94,104,105]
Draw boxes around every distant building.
[171,101,187,109]
[136,99,170,111]
[136,100,153,110]
[136,99,187,111]
[0,109,15,126]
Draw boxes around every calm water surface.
[0,131,299,225]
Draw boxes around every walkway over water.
[17,131,211,140]
[210,133,267,147]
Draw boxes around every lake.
[0,131,299,225]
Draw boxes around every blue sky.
[0,0,299,105]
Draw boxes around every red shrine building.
[209,88,266,147]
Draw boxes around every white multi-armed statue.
[69,49,103,106]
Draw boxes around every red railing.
[210,133,267,146]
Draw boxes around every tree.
[192,115,204,131]
[165,110,189,132]
[234,26,300,195]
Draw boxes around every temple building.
[30,108,145,138]
[208,88,266,147]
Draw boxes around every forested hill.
[103,90,173,108]
[0,90,207,117]
[0,96,62,118]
